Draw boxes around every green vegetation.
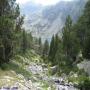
[42,39,49,62]
[1,62,32,78]
[0,0,22,65]
[78,77,90,90]
[21,30,28,54]
[42,0,90,89]
[0,0,90,89]
[42,0,90,74]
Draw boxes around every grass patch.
[1,62,32,78]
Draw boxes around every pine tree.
[0,0,22,64]
[21,30,27,54]
[38,37,42,55]
[48,35,55,63]
[62,15,72,60]
[82,0,90,59]
[54,37,63,65]
[27,32,33,49]
[62,15,79,64]
[54,34,60,57]
[76,0,90,59]
[43,39,49,59]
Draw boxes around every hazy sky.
[16,0,73,6]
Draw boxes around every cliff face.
[22,0,87,40]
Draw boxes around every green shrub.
[0,62,32,78]
[78,77,90,90]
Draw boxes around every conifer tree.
[48,35,55,63]
[43,39,49,59]
[62,15,79,64]
[21,30,27,54]
[54,34,60,56]
[81,0,90,59]
[0,0,23,64]
[62,15,72,60]
[27,32,33,49]
[38,37,42,55]
[75,0,90,59]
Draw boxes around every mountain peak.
[22,0,86,40]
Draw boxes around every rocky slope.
[0,50,79,90]
[22,0,87,40]
[77,60,90,76]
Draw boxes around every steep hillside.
[23,0,87,40]
[0,50,79,90]
[0,50,53,90]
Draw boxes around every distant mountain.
[22,0,87,40]
[20,2,43,15]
